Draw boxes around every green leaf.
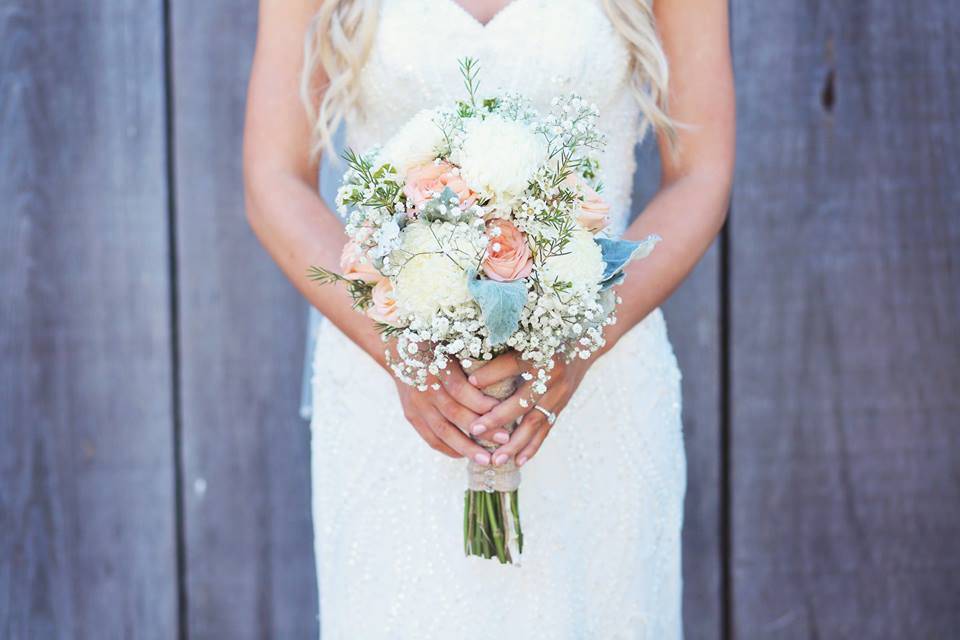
[307,265,346,285]
[458,57,481,107]
[421,186,471,223]
[596,234,661,289]
[466,270,527,346]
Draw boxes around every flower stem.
[464,489,522,563]
[463,491,470,555]
[483,490,508,563]
[510,489,524,553]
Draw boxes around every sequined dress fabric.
[310,0,686,637]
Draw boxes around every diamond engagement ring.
[533,405,557,426]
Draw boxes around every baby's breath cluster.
[336,149,406,264]
[388,305,490,390]
[540,95,606,178]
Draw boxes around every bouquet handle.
[461,360,524,563]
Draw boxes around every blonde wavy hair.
[300,0,677,161]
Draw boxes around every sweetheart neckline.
[442,0,529,30]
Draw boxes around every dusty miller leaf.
[466,270,527,346]
[596,234,661,290]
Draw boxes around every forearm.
[244,169,389,370]
[603,168,731,349]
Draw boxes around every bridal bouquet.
[310,59,658,563]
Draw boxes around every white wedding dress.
[308,0,686,637]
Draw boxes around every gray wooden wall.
[2,1,958,638]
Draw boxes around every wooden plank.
[633,139,723,639]
[0,1,178,638]
[168,1,318,637]
[730,2,960,637]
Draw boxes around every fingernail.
[494,453,509,466]
[493,432,509,444]
[468,375,478,385]
[471,423,487,435]
[474,452,491,465]
[517,455,528,467]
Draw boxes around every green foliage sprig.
[459,57,481,111]
[339,148,403,211]
[307,266,374,310]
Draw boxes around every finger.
[467,351,525,389]
[512,385,569,467]
[516,423,550,466]
[442,391,513,443]
[468,378,535,435]
[492,381,566,464]
[425,410,493,465]
[439,364,498,414]
[408,416,462,459]
[490,412,545,465]
[441,384,511,442]
[434,388,480,433]
[468,423,512,445]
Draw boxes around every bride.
[243,0,733,637]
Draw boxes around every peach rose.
[564,175,610,233]
[482,219,533,282]
[366,279,400,325]
[339,240,382,283]
[403,161,478,212]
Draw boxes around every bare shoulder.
[652,0,730,43]
[251,0,322,71]
[253,0,324,64]
[651,0,734,179]
[244,0,324,179]
[256,0,323,30]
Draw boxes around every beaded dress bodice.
[345,0,643,237]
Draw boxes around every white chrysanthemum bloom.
[378,109,446,175]
[391,222,485,320]
[541,229,605,293]
[457,115,546,200]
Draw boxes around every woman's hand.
[393,358,511,463]
[466,350,599,468]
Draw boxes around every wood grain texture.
[0,1,177,638]
[730,2,960,637]
[633,138,723,640]
[168,1,318,637]
[5,1,960,637]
